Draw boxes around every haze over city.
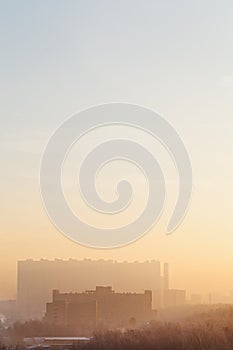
[1,0,233,302]
[1,1,233,349]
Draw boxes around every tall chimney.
[164,263,169,290]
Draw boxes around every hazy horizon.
[1,0,233,301]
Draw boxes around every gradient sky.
[1,0,233,300]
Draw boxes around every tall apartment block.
[17,259,168,318]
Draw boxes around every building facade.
[45,286,153,332]
[163,289,186,307]
[17,259,166,318]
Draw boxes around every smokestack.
[164,263,169,290]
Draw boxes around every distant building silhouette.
[190,294,202,305]
[163,289,186,307]
[0,300,16,324]
[45,286,154,331]
[17,259,167,318]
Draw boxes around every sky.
[1,0,233,300]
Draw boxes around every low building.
[23,337,90,350]
[164,289,186,307]
[43,337,90,348]
[45,286,153,332]
[190,294,202,305]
